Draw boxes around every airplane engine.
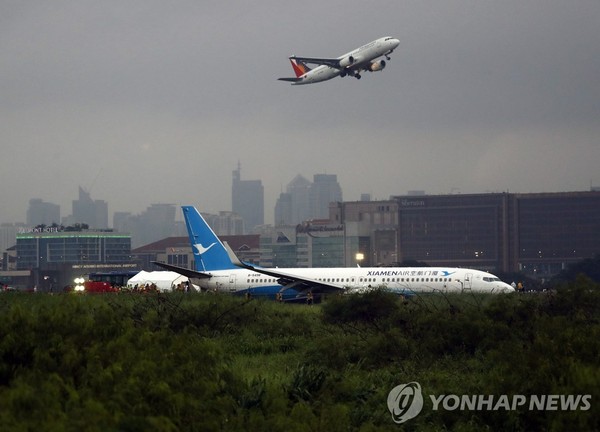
[338,55,355,68]
[368,59,386,72]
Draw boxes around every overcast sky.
[2,0,599,225]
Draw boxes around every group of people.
[127,283,160,293]
[511,281,525,292]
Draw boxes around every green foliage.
[322,288,400,328]
[0,284,598,431]
[286,363,327,402]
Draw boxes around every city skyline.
[9,181,600,230]
[2,2,599,225]
[7,169,347,228]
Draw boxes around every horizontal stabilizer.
[278,77,302,82]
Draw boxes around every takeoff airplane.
[278,36,400,85]
[154,206,515,299]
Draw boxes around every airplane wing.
[223,242,345,294]
[289,56,342,69]
[151,261,212,279]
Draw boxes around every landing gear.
[355,74,361,80]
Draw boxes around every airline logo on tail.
[193,242,216,256]
[290,58,311,77]
[182,206,238,272]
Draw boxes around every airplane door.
[228,274,236,292]
[464,273,473,290]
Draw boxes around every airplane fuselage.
[193,266,514,298]
[283,36,400,85]
[154,206,515,301]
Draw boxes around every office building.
[274,174,343,226]
[310,174,343,220]
[232,163,264,232]
[67,187,108,229]
[26,199,60,226]
[333,190,600,278]
[202,211,244,236]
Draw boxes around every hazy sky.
[2,1,599,225]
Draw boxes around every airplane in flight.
[154,206,515,300]
[278,36,400,85]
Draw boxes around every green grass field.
[0,279,598,431]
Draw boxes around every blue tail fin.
[182,206,237,271]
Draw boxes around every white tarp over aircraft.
[127,271,197,292]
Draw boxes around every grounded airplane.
[153,206,515,300]
[278,36,400,85]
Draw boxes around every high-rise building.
[274,174,343,226]
[310,174,343,220]
[137,204,177,247]
[26,199,60,226]
[112,205,177,248]
[274,192,293,226]
[113,211,134,234]
[287,174,311,225]
[232,163,264,232]
[202,211,244,236]
[65,187,108,229]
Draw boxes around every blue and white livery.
[154,206,515,299]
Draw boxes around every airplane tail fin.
[289,58,311,77]
[278,59,311,83]
[182,206,237,272]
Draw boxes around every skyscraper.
[274,174,343,226]
[310,174,343,220]
[26,199,60,226]
[274,192,292,226]
[232,163,264,233]
[70,187,108,229]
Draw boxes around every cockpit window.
[483,277,501,282]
